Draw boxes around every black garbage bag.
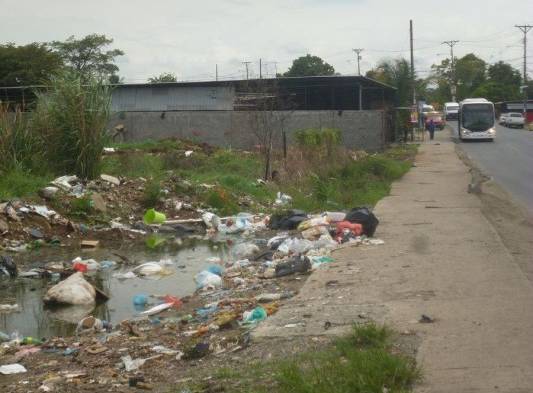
[275,256,311,277]
[269,209,308,230]
[345,207,379,237]
[0,255,17,278]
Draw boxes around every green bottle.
[21,337,43,345]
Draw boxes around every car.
[498,113,509,125]
[504,112,525,128]
[424,112,445,130]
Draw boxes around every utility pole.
[515,24,532,120]
[242,61,252,80]
[215,64,218,81]
[352,48,363,75]
[442,40,459,101]
[272,61,278,77]
[410,20,415,105]
[259,58,262,79]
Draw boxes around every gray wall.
[111,86,235,111]
[109,110,387,151]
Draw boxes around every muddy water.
[0,235,236,339]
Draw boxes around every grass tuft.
[0,169,51,199]
[187,323,420,393]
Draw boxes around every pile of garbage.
[0,205,382,391]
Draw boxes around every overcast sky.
[2,0,532,83]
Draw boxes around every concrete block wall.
[108,110,387,151]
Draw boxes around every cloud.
[1,0,531,82]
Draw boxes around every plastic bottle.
[21,337,44,345]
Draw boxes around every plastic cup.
[143,208,166,225]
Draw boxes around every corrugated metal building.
[109,76,396,112]
[111,84,235,111]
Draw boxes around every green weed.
[69,195,94,217]
[101,154,164,179]
[0,169,51,199]
[0,105,42,173]
[142,180,162,208]
[32,71,111,179]
[202,187,239,216]
[184,323,420,393]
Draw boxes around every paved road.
[448,121,533,214]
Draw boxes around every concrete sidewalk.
[254,134,533,392]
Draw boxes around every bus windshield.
[462,104,494,131]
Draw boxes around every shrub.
[203,187,239,215]
[70,195,94,217]
[0,105,42,172]
[142,180,162,208]
[32,71,111,179]
[294,127,342,158]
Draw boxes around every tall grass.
[0,105,42,172]
[32,72,111,179]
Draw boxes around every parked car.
[504,112,525,128]
[498,113,509,125]
[424,112,445,130]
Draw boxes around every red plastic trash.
[163,295,183,310]
[73,262,88,273]
[336,221,363,237]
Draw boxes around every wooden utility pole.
[259,59,262,79]
[242,61,251,80]
[352,48,363,75]
[442,40,459,102]
[410,20,415,105]
[516,25,532,119]
[215,64,218,81]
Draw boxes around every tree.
[283,54,335,77]
[428,53,486,102]
[366,58,412,106]
[428,58,453,103]
[454,53,486,100]
[472,62,522,102]
[51,34,124,79]
[148,72,178,83]
[0,43,63,86]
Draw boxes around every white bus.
[458,98,496,141]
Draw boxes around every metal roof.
[110,75,396,91]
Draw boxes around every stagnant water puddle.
[0,235,241,339]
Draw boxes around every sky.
[1,0,532,83]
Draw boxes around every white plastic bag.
[277,238,314,255]
[43,272,96,306]
[232,242,259,259]
[195,270,222,290]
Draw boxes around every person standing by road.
[428,118,436,141]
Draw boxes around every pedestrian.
[428,118,436,141]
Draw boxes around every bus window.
[462,104,494,131]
